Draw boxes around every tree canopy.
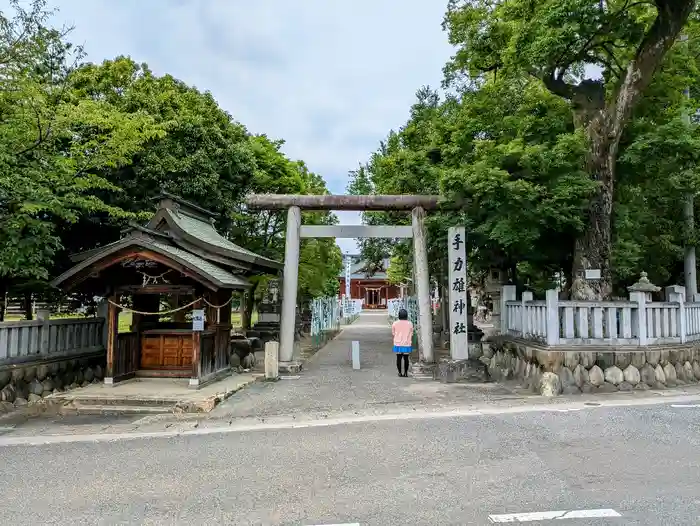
[351,1,700,300]
[0,0,342,318]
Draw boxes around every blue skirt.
[393,345,412,354]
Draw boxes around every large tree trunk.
[571,110,620,300]
[542,1,696,300]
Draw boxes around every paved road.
[1,402,700,525]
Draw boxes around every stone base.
[0,354,105,416]
[410,361,437,380]
[278,361,303,374]
[451,341,484,361]
[486,336,700,397]
[436,358,490,384]
[468,325,484,342]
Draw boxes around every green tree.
[0,0,158,317]
[443,0,697,298]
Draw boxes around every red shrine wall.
[337,278,400,309]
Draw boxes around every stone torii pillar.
[279,205,301,368]
[246,194,459,372]
[412,206,433,363]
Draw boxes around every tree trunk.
[239,292,248,330]
[571,108,619,300]
[0,282,5,322]
[242,282,259,330]
[23,291,33,321]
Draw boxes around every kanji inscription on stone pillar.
[448,226,468,359]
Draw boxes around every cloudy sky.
[25,0,454,253]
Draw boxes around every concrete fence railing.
[0,310,105,364]
[501,285,700,347]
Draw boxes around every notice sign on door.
[192,309,205,331]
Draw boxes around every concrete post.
[36,308,50,354]
[412,206,434,363]
[521,291,533,337]
[666,285,686,343]
[629,290,648,346]
[352,340,360,370]
[264,341,279,380]
[279,206,301,365]
[501,285,516,335]
[545,289,560,346]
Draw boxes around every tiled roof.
[165,209,282,271]
[150,241,251,288]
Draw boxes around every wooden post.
[412,206,434,363]
[211,289,233,372]
[190,299,202,388]
[104,294,119,385]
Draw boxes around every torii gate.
[246,194,456,373]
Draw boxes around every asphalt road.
[1,403,699,525]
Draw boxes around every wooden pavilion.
[51,192,282,388]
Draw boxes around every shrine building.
[51,192,282,388]
[337,255,400,310]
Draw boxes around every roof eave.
[52,240,228,292]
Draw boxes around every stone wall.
[483,338,700,396]
[0,353,105,414]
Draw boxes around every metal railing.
[310,297,341,349]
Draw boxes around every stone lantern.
[627,272,660,302]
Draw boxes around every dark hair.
[398,308,408,320]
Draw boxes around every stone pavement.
[206,311,511,421]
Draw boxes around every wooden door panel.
[161,336,183,367]
[140,336,163,368]
[140,334,194,368]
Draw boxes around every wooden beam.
[104,294,119,382]
[245,194,457,211]
[300,225,413,239]
[116,284,195,295]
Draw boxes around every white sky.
[8,0,453,253]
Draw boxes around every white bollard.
[264,341,279,380]
[352,340,360,370]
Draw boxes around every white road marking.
[489,508,621,522]
[2,393,700,447]
[671,404,700,408]
[279,375,301,380]
[308,523,360,526]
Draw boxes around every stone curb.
[172,374,265,413]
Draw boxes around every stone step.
[54,395,180,407]
[411,374,435,381]
[64,402,172,415]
